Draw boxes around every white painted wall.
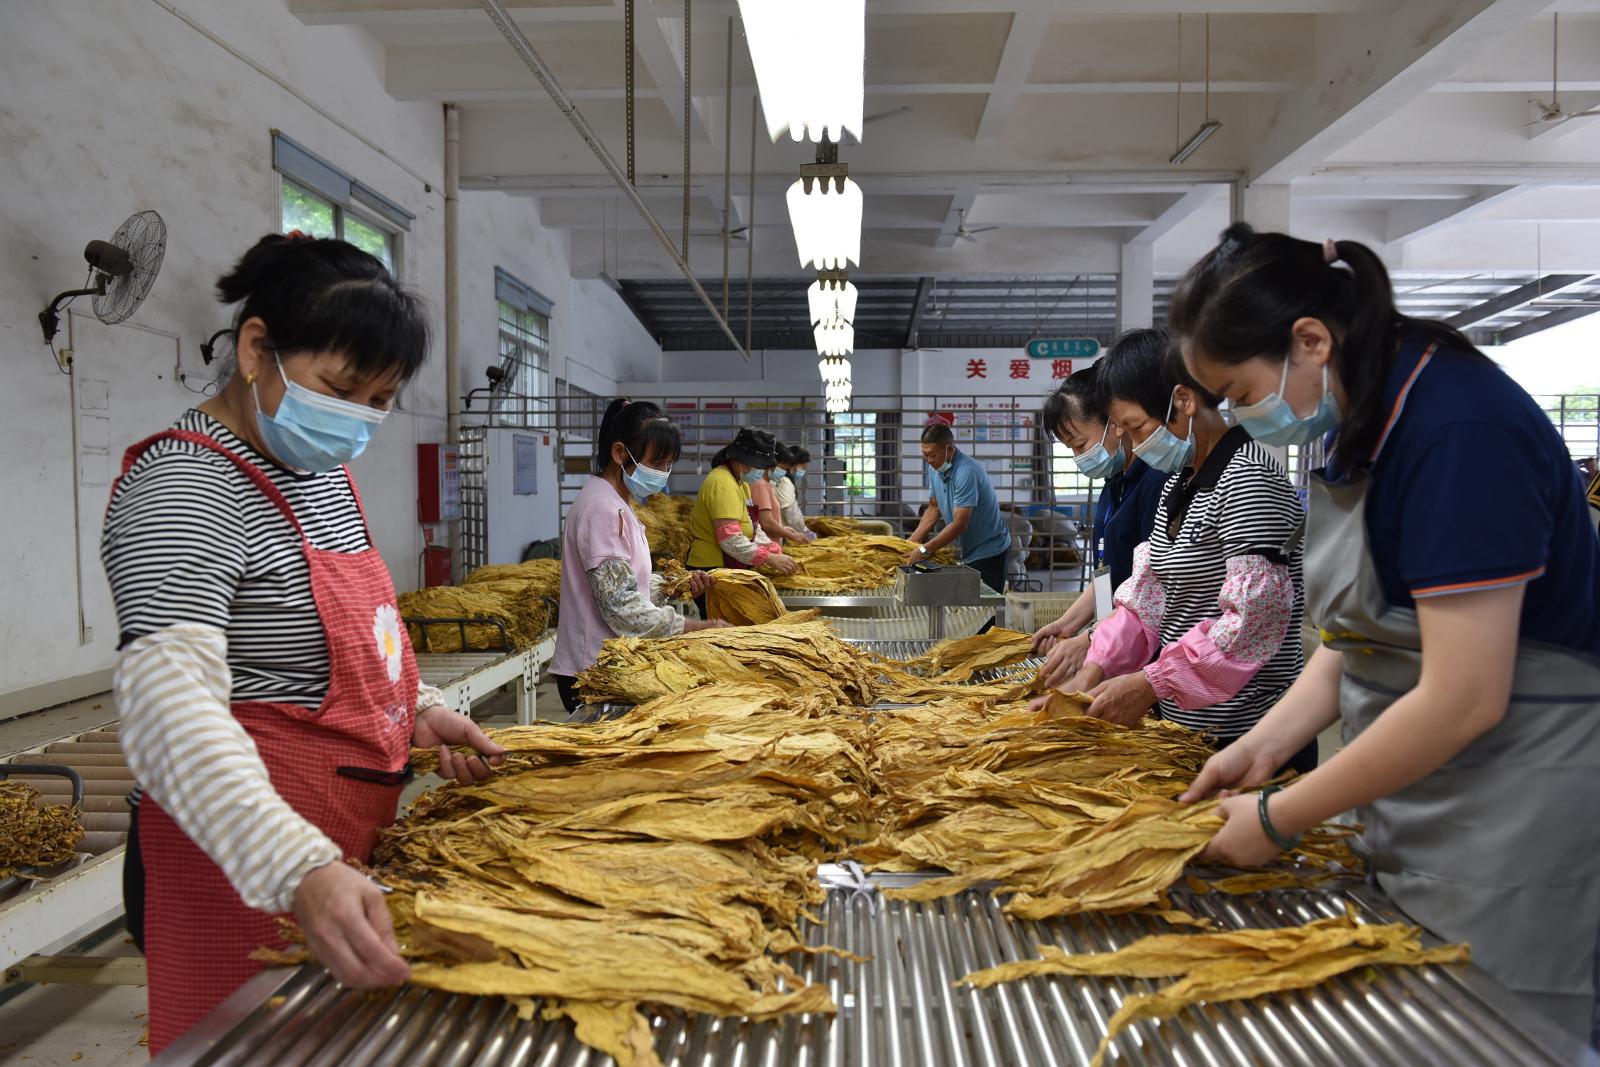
[0,0,660,707]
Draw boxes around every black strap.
[1241,515,1307,566]
[335,764,415,787]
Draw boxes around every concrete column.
[1118,242,1155,333]
[1231,181,1291,234]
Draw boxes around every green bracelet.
[1257,786,1302,851]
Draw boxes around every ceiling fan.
[842,105,914,145]
[691,225,750,241]
[954,209,999,243]
[1523,14,1600,128]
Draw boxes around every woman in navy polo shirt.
[1174,223,1600,1042]
[1033,340,1169,686]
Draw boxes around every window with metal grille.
[494,298,551,428]
[560,381,604,442]
[831,412,878,500]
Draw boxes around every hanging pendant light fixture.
[788,177,862,270]
[824,377,852,413]
[814,320,855,356]
[819,355,852,384]
[737,0,865,144]
[808,278,859,328]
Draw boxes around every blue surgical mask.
[254,354,386,472]
[622,447,670,502]
[1232,359,1341,447]
[791,468,806,485]
[742,468,763,484]
[1074,425,1124,480]
[1133,395,1195,474]
[931,449,954,477]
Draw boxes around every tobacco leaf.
[0,780,84,878]
[959,909,1469,1067]
[657,560,788,626]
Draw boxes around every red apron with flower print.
[113,430,419,1055]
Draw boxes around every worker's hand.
[905,545,928,565]
[1084,671,1156,727]
[1196,793,1283,868]
[413,705,506,785]
[293,861,410,990]
[763,553,799,576]
[1064,661,1105,695]
[685,618,731,632]
[1031,617,1067,654]
[1038,634,1091,689]
[1181,735,1280,803]
[803,530,818,542]
[687,570,715,597]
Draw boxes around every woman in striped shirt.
[1042,327,1315,774]
[102,234,504,1053]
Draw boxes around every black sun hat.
[726,426,779,468]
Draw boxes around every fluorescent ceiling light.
[787,179,863,270]
[738,0,865,143]
[808,280,859,326]
[814,322,855,357]
[1170,120,1221,165]
[819,356,852,384]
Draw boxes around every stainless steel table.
[153,869,1593,1067]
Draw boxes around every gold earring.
[245,372,255,386]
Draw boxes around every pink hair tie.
[1322,238,1339,265]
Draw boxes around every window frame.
[278,176,402,277]
[493,296,553,429]
[830,411,880,501]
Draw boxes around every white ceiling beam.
[1385,185,1527,243]
[1128,186,1226,246]
[290,0,1392,26]
[1307,163,1600,186]
[933,185,981,250]
[975,8,1053,144]
[469,169,1242,197]
[624,0,711,145]
[1249,0,1554,183]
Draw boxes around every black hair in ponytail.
[1042,362,1107,441]
[594,398,681,475]
[217,233,430,382]
[1168,223,1483,468]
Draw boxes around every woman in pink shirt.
[549,399,725,713]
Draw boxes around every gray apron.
[1306,465,1600,1041]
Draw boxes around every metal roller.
[154,874,1585,1067]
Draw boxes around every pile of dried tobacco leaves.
[303,620,1423,1067]
[0,780,85,879]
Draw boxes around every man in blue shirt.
[907,423,1013,593]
